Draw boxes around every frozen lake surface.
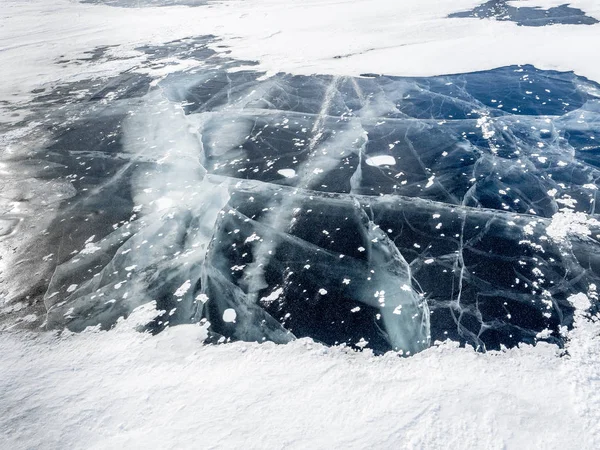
[2,36,599,354]
[2,1,600,448]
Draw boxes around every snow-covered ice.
[2,0,600,447]
[1,311,600,449]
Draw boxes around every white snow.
[1,314,599,449]
[195,293,209,304]
[3,0,600,123]
[277,169,297,178]
[569,292,592,311]
[546,210,600,242]
[260,287,283,304]
[173,280,192,298]
[365,155,397,167]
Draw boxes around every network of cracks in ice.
[38,42,600,354]
[449,0,599,26]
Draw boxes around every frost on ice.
[8,37,600,354]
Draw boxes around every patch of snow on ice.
[222,308,237,323]
[277,169,296,178]
[365,155,396,167]
[174,280,191,297]
[546,210,600,242]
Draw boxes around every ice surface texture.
[450,0,599,26]
[23,38,599,354]
[81,0,209,6]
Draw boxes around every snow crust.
[1,309,599,449]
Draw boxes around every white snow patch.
[80,243,101,255]
[425,175,435,189]
[260,287,284,304]
[222,308,237,323]
[195,293,209,304]
[1,323,599,449]
[365,155,396,167]
[3,0,600,126]
[277,169,297,178]
[556,196,578,208]
[568,293,591,312]
[173,280,191,298]
[546,210,600,242]
[245,233,261,243]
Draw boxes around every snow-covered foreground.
[1,303,599,450]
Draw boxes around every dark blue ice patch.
[449,0,599,26]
